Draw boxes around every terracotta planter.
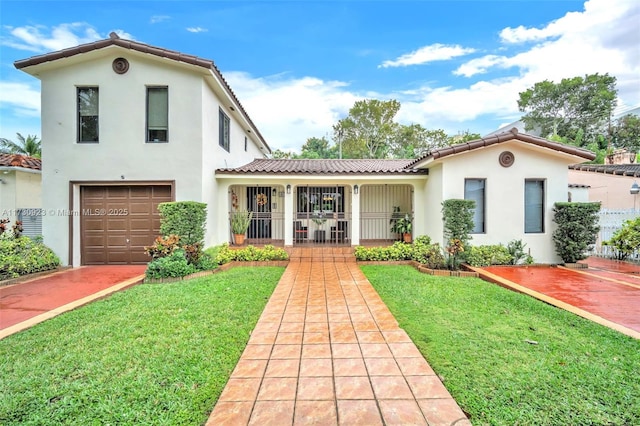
[233,233,245,245]
[403,233,412,243]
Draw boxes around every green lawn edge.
[0,266,285,425]
[361,264,640,426]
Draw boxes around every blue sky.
[1,0,638,152]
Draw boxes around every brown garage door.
[81,185,172,265]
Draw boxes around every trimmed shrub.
[442,199,475,269]
[441,199,475,245]
[0,234,60,280]
[354,236,446,269]
[467,245,513,267]
[215,244,289,264]
[552,202,601,263]
[145,250,197,279]
[603,216,640,260]
[158,201,207,246]
[412,236,446,269]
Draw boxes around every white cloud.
[1,23,134,53]
[186,27,208,33]
[0,81,40,116]
[399,0,640,132]
[150,15,171,24]
[224,72,360,151]
[453,55,510,77]
[379,44,476,68]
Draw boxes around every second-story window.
[77,87,99,143]
[147,87,168,142]
[219,109,230,152]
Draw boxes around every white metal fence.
[592,209,640,257]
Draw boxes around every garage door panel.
[106,187,128,199]
[81,185,172,265]
[130,218,153,231]
[83,218,106,231]
[129,202,152,215]
[129,186,151,198]
[107,218,127,231]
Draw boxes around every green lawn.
[361,265,640,426]
[0,267,284,425]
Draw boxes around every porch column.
[284,184,294,246]
[352,184,360,245]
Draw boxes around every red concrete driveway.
[0,266,146,337]
[477,257,640,339]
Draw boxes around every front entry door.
[247,186,272,239]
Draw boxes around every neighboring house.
[15,33,270,266]
[569,164,640,210]
[0,154,42,237]
[17,36,595,266]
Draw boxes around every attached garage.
[80,184,173,265]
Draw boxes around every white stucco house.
[16,34,595,266]
[0,154,42,237]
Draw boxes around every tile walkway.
[207,248,469,425]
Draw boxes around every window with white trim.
[525,179,545,233]
[77,87,99,143]
[219,109,230,151]
[465,178,485,233]
[147,87,168,142]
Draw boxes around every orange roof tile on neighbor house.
[0,153,42,171]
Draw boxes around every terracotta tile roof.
[569,163,640,177]
[0,154,42,170]
[14,32,270,154]
[408,128,596,167]
[216,159,428,175]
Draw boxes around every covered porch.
[225,183,416,247]
[215,158,428,248]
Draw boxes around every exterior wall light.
[354,185,359,194]
[286,184,291,194]
[630,182,639,195]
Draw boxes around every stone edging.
[0,266,73,287]
[143,260,290,284]
[562,262,588,269]
[357,260,479,278]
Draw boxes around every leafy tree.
[517,73,617,146]
[611,114,640,153]
[0,133,42,158]
[271,149,298,159]
[299,136,337,159]
[448,131,482,144]
[392,125,449,158]
[603,216,640,260]
[334,99,400,159]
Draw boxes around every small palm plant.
[231,211,253,245]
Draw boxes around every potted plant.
[389,206,403,240]
[392,214,413,243]
[231,210,253,245]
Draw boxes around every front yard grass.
[0,266,284,425]
[362,265,640,426]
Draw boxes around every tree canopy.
[0,133,42,158]
[517,73,617,146]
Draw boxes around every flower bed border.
[143,260,289,284]
[357,260,479,278]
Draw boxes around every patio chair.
[331,220,348,243]
[294,221,308,242]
